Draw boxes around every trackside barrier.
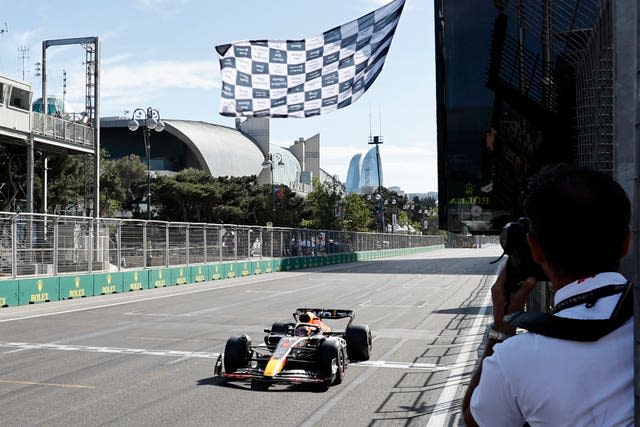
[0,280,18,306]
[191,265,207,283]
[59,274,93,300]
[123,270,149,291]
[94,272,123,295]
[0,211,446,307]
[2,244,444,308]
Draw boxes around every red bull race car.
[214,308,372,389]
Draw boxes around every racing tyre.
[318,340,344,386]
[270,321,289,334]
[223,334,252,373]
[345,324,372,361]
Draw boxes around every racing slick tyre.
[318,340,344,386]
[345,324,372,361]
[270,321,290,334]
[223,334,252,373]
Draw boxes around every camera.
[499,217,547,295]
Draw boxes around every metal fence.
[32,112,94,148]
[0,212,444,279]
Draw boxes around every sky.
[0,0,438,194]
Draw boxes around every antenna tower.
[82,44,96,124]
[17,46,29,80]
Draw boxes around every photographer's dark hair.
[522,163,630,277]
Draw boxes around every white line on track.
[360,298,430,308]
[0,341,456,372]
[424,272,496,427]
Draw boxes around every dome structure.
[100,118,266,178]
[32,96,67,115]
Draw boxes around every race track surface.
[0,246,503,427]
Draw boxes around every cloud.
[57,57,220,115]
[101,60,219,94]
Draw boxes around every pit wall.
[0,245,444,308]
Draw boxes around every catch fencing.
[0,212,444,279]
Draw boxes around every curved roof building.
[101,117,302,186]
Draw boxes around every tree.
[340,193,373,231]
[46,153,90,215]
[111,154,147,217]
[153,168,216,222]
[0,144,28,211]
[99,151,126,217]
[302,178,341,230]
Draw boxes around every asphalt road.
[0,245,503,427]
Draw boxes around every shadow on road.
[197,376,329,393]
[311,256,501,276]
[434,306,492,315]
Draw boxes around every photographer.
[462,164,633,426]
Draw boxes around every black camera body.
[500,218,547,295]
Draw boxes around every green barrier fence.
[210,264,224,280]
[0,279,18,307]
[94,272,124,295]
[225,262,240,279]
[150,268,171,287]
[240,262,251,277]
[171,267,190,285]
[191,265,207,283]
[123,270,149,291]
[19,277,60,305]
[59,274,94,300]
[1,244,445,307]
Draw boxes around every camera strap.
[504,283,633,342]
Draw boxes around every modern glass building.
[360,147,383,193]
[345,153,361,194]
[344,147,383,194]
[434,0,607,234]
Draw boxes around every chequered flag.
[215,0,406,118]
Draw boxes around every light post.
[128,107,165,220]
[368,135,384,232]
[261,153,284,224]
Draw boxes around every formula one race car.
[214,308,372,389]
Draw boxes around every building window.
[0,83,5,105]
[9,87,31,111]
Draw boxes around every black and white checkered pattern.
[215,0,406,118]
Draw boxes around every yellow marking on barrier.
[0,379,95,389]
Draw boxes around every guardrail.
[0,212,444,279]
[31,112,94,148]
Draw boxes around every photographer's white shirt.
[470,272,633,426]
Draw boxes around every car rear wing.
[293,308,355,321]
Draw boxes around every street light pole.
[368,135,384,232]
[261,152,284,225]
[128,107,165,220]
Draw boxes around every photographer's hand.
[491,265,537,335]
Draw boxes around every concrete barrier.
[0,244,445,308]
